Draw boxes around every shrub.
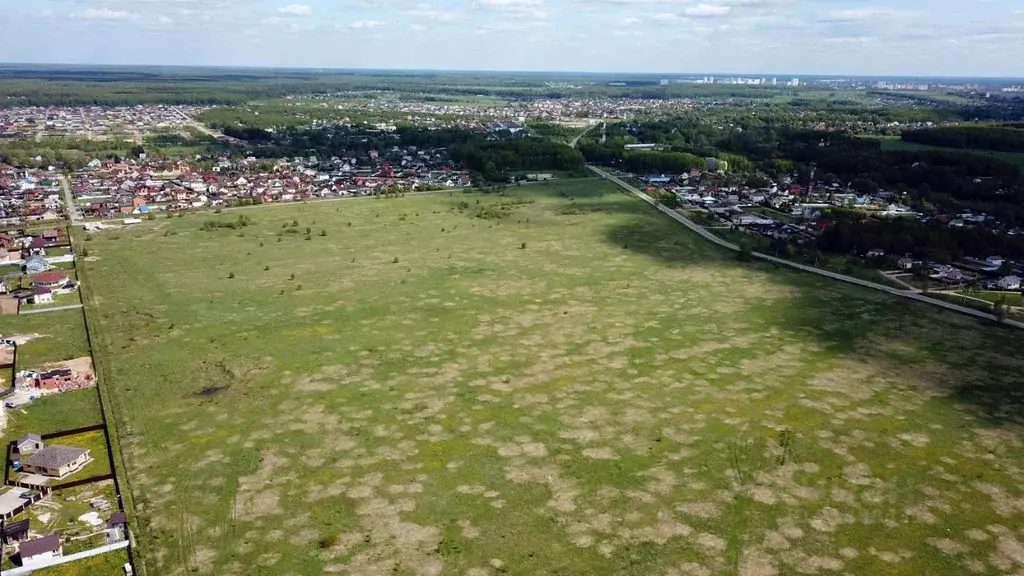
[520,242,526,249]
[295,284,303,291]
[264,265,270,271]
[228,272,235,279]
[289,273,295,280]
[214,208,223,214]
[317,533,339,550]
[291,219,299,227]
[304,235,312,241]
[305,227,312,235]
[146,213,156,221]
[276,236,282,242]
[85,234,93,241]
[319,230,327,237]
[392,256,400,264]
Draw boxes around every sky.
[1,0,1023,77]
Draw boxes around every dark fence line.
[3,443,12,485]
[70,230,139,574]
[41,423,106,440]
[52,473,115,491]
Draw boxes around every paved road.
[570,122,600,148]
[171,106,239,142]
[20,304,84,315]
[588,165,1024,330]
[59,175,84,224]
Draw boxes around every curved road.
[588,165,1024,330]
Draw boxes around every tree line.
[900,125,1024,153]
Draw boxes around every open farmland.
[79,181,1024,576]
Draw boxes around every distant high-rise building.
[771,78,778,86]
[660,79,670,86]
[790,78,800,87]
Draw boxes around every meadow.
[79,181,1024,576]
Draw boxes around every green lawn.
[20,291,83,311]
[0,309,90,367]
[972,291,1023,307]
[80,181,1024,576]
[1,389,104,440]
[51,429,114,479]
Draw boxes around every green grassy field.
[1,389,104,440]
[0,309,91,367]
[80,181,1024,576]
[972,291,1024,307]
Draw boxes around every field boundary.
[589,165,1024,330]
[70,228,142,576]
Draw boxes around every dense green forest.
[818,210,1024,261]
[900,124,1024,153]
[451,139,585,181]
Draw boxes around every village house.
[16,433,43,453]
[23,254,50,274]
[21,445,91,478]
[16,534,62,568]
[107,511,128,543]
[32,271,69,288]
[1,519,30,545]
[25,286,54,305]
[997,276,1021,291]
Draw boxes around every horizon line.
[2,62,1024,82]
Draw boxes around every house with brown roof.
[1,518,30,545]
[21,445,91,478]
[32,271,69,288]
[17,534,62,568]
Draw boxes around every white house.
[17,535,62,568]
[986,256,1006,268]
[997,276,1021,291]
[732,213,774,226]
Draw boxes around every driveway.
[0,486,31,515]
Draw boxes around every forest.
[900,124,1024,153]
[817,209,1024,262]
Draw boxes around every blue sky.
[1,0,1023,77]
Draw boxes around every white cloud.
[822,9,897,23]
[477,0,543,8]
[653,12,683,23]
[684,4,730,17]
[83,8,138,21]
[622,16,640,25]
[409,4,463,22]
[351,20,386,29]
[278,4,313,16]
[410,23,428,31]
